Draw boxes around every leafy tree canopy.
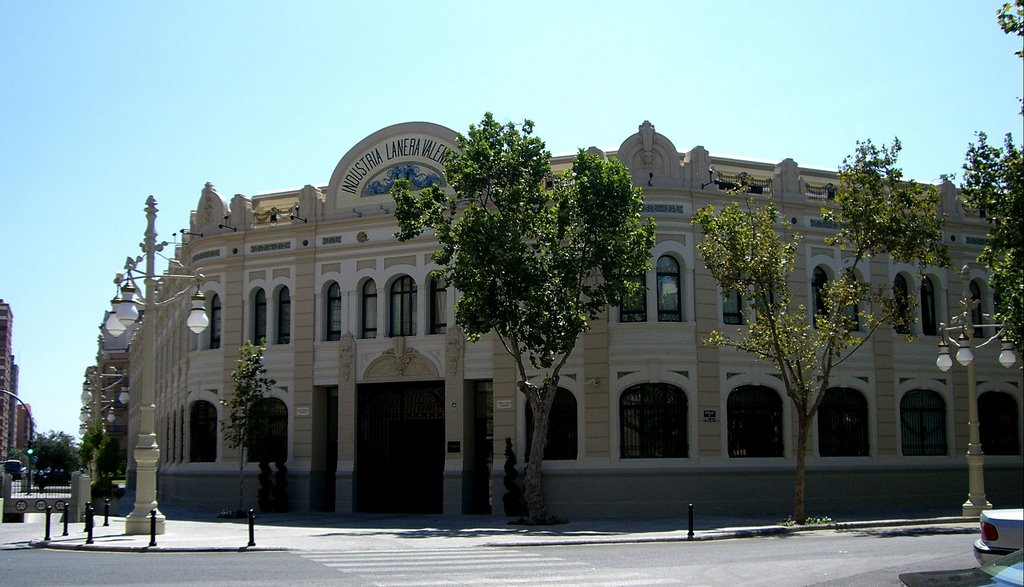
[393,112,655,523]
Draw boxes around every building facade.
[1,299,18,458]
[129,121,1022,518]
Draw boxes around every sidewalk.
[1,505,978,553]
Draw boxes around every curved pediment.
[363,339,439,381]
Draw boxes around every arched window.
[812,266,828,327]
[657,255,682,322]
[325,282,342,342]
[189,400,218,463]
[728,385,783,457]
[429,275,447,335]
[723,289,743,325]
[893,274,910,334]
[525,388,578,461]
[390,276,417,337]
[818,388,869,456]
[900,389,946,455]
[252,288,267,343]
[620,383,688,458]
[979,391,1021,455]
[970,279,984,339]
[276,287,291,344]
[843,270,861,331]
[619,274,647,322]
[248,397,288,464]
[361,280,377,339]
[920,277,937,336]
[209,294,222,349]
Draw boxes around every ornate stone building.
[130,121,1022,517]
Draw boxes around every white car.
[976,509,1024,565]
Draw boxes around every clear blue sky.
[1,1,1021,438]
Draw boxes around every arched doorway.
[357,381,444,513]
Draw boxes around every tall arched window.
[728,385,783,457]
[253,288,267,343]
[893,274,910,334]
[657,255,682,322]
[390,276,417,337]
[970,279,984,339]
[429,275,447,335]
[249,397,288,464]
[900,389,946,455]
[979,391,1021,455]
[525,388,578,460]
[843,270,861,331]
[620,383,688,458]
[812,266,828,327]
[325,282,342,341]
[818,388,869,456]
[361,279,377,339]
[276,287,291,344]
[619,274,647,322]
[189,400,217,463]
[920,277,937,336]
[723,289,743,325]
[209,293,222,349]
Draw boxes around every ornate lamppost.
[103,196,208,535]
[936,265,1018,516]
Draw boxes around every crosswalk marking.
[299,547,682,586]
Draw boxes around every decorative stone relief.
[639,120,656,168]
[364,337,438,380]
[446,326,464,374]
[339,333,354,382]
[194,182,228,235]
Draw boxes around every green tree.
[32,430,80,474]
[693,139,949,523]
[79,420,104,478]
[393,113,655,524]
[221,340,276,512]
[960,0,1023,346]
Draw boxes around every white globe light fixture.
[187,292,210,334]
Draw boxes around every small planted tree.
[693,139,949,523]
[393,113,655,524]
[221,340,276,515]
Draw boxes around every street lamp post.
[936,265,1018,517]
[104,196,208,535]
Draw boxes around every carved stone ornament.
[339,333,355,382]
[446,326,464,374]
[364,338,438,380]
[639,120,656,168]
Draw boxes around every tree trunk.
[522,381,558,524]
[793,411,810,524]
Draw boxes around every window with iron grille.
[728,385,783,457]
[817,388,869,456]
[900,389,946,456]
[979,391,1021,455]
[429,275,447,335]
[893,274,910,334]
[812,266,828,327]
[248,397,289,464]
[189,400,218,463]
[620,383,688,458]
[525,388,578,460]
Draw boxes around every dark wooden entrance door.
[357,382,444,513]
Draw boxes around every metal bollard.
[44,506,52,541]
[85,504,94,544]
[103,498,110,526]
[149,509,157,547]
[61,501,69,536]
[247,508,256,547]
[687,503,694,540]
